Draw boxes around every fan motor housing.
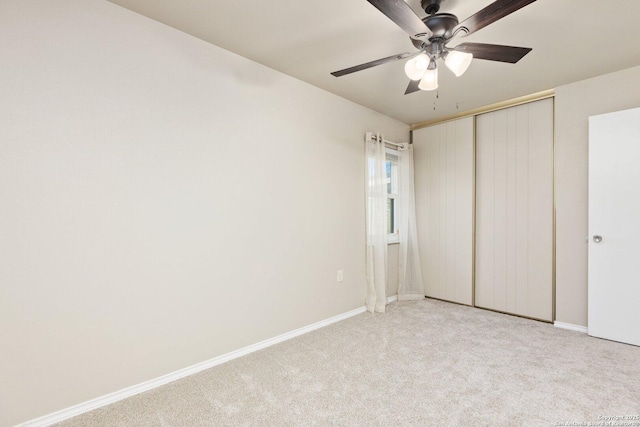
[412,12,459,49]
[423,13,459,39]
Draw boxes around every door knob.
[593,235,603,243]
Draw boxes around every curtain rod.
[366,132,407,149]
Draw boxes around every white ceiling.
[108,0,640,125]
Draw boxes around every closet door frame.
[411,91,556,323]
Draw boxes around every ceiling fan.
[331,0,537,94]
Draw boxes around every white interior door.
[588,107,640,347]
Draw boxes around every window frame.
[385,148,400,244]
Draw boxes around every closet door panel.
[414,117,473,305]
[514,105,531,315]
[492,109,509,311]
[475,115,494,310]
[475,98,553,321]
[526,99,554,318]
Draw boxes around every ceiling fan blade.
[405,79,421,95]
[366,0,432,40]
[456,0,537,37]
[331,52,415,77]
[453,42,532,63]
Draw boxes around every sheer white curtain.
[397,144,425,300]
[365,133,388,313]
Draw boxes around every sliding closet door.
[475,98,554,321]
[413,117,474,305]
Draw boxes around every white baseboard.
[554,321,588,334]
[387,295,398,304]
[18,306,367,427]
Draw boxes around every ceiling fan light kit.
[404,46,473,88]
[405,54,429,81]
[331,0,537,95]
[418,65,438,91]
[444,50,473,77]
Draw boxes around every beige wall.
[0,1,408,424]
[555,65,640,327]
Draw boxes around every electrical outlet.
[337,269,343,283]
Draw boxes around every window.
[386,149,399,243]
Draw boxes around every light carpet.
[58,299,640,426]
